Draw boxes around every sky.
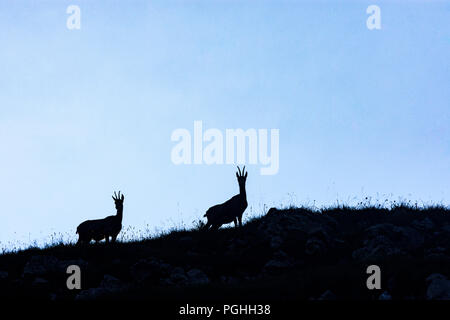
[0,0,449,249]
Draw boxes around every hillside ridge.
[0,205,449,300]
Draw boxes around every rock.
[187,250,200,257]
[169,267,188,284]
[32,277,49,288]
[75,287,109,300]
[23,255,59,277]
[426,274,450,300]
[270,236,283,249]
[425,247,448,262]
[262,259,292,275]
[426,247,446,254]
[412,218,434,231]
[220,276,239,285]
[273,250,288,260]
[262,251,294,275]
[352,224,423,262]
[352,239,404,262]
[100,275,125,292]
[307,226,330,239]
[394,226,423,249]
[0,271,8,280]
[130,258,172,283]
[160,278,175,286]
[227,238,249,251]
[186,269,210,286]
[378,291,392,300]
[305,238,327,256]
[260,210,319,238]
[75,275,127,300]
[318,290,336,300]
[23,257,88,281]
[11,279,25,288]
[304,225,334,255]
[333,238,347,250]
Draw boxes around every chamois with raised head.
[204,166,248,230]
[76,191,124,245]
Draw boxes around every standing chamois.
[76,191,124,245]
[204,166,248,230]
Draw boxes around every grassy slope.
[0,204,449,301]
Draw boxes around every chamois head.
[236,166,248,189]
[112,191,124,210]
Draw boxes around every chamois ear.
[121,194,124,201]
[245,171,248,179]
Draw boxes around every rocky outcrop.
[130,258,172,284]
[0,271,8,280]
[426,274,450,300]
[352,224,423,262]
[76,275,128,300]
[318,290,336,300]
[185,269,210,286]
[22,255,88,278]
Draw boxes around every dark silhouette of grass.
[0,202,449,301]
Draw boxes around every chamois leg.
[238,216,242,227]
[234,218,238,228]
[111,235,117,243]
[105,236,110,244]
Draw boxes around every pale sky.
[0,0,449,250]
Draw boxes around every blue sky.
[0,1,449,249]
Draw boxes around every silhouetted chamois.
[204,166,248,230]
[76,191,124,245]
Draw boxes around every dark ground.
[0,204,449,301]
